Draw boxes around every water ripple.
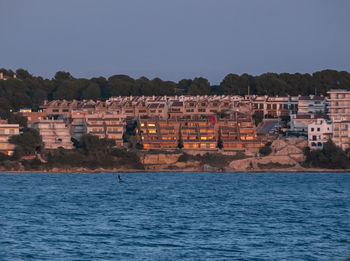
[0,172,350,261]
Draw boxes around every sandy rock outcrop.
[274,145,302,156]
[271,139,288,152]
[141,153,181,165]
[229,158,255,171]
[257,155,297,165]
[289,153,305,163]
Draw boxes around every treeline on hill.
[0,131,144,171]
[1,68,350,117]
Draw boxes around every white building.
[34,119,73,149]
[308,119,333,149]
[298,95,327,114]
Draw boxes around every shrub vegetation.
[303,140,349,169]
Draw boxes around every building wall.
[34,120,73,149]
[0,123,20,155]
[327,89,350,149]
[84,112,125,147]
[308,119,333,149]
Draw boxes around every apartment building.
[250,95,298,117]
[40,100,79,117]
[218,112,263,149]
[180,118,218,150]
[290,114,319,134]
[138,119,179,149]
[308,119,332,149]
[84,112,125,147]
[298,95,326,114]
[34,119,73,149]
[18,110,47,128]
[70,110,88,140]
[139,111,263,150]
[0,120,20,155]
[169,101,184,119]
[327,89,350,149]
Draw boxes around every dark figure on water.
[118,175,122,183]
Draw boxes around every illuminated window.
[201,137,207,140]
[148,123,155,127]
[149,130,156,134]
[140,123,145,127]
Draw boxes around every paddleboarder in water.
[118,174,122,183]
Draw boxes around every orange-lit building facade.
[138,112,263,150]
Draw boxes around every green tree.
[79,134,116,155]
[259,142,272,156]
[81,82,101,100]
[304,140,349,169]
[9,129,42,158]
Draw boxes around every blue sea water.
[0,172,350,261]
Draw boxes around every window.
[53,109,59,112]
[63,109,69,112]
[317,128,320,131]
[312,135,317,141]
[311,128,314,132]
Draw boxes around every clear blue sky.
[1,0,349,84]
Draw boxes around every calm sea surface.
[0,172,350,261]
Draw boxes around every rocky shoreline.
[1,137,350,174]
